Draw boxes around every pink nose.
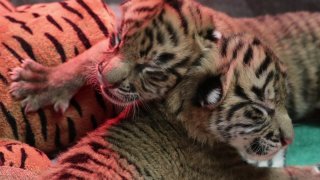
[281,138,293,146]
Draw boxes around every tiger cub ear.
[193,74,224,108]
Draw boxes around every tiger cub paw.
[9,59,72,114]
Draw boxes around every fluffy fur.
[10,0,320,160]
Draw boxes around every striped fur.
[7,0,320,178]
[4,0,320,177]
[0,0,14,14]
[0,0,117,153]
[0,139,50,174]
[41,104,319,179]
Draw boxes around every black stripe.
[90,114,98,129]
[54,124,62,148]
[59,2,83,19]
[156,52,175,64]
[61,153,104,165]
[21,109,35,146]
[255,53,272,78]
[0,1,12,12]
[235,85,250,100]
[63,17,91,49]
[172,56,190,69]
[164,21,178,46]
[2,43,23,62]
[94,90,107,111]
[76,0,109,38]
[32,13,40,18]
[262,71,275,91]
[37,109,48,141]
[70,98,83,117]
[58,174,84,180]
[69,165,94,174]
[0,73,8,84]
[0,152,5,166]
[156,31,164,45]
[232,41,244,60]
[12,36,37,61]
[19,148,27,169]
[226,102,251,121]
[145,28,154,45]
[220,38,228,57]
[44,33,67,62]
[74,46,79,56]
[67,117,76,143]
[252,37,261,46]
[46,15,63,32]
[243,46,253,65]
[251,86,264,101]
[4,16,33,35]
[0,102,19,139]
[5,144,13,152]
[166,0,188,34]
[134,4,158,13]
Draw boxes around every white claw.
[54,100,70,114]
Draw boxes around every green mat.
[287,123,320,165]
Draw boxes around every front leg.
[9,39,110,113]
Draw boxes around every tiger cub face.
[170,33,294,161]
[97,0,217,106]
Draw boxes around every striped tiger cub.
[41,33,320,179]
[0,0,118,153]
[11,0,320,155]
[10,0,320,154]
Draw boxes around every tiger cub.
[9,0,319,163]
[40,33,320,180]
[9,0,320,121]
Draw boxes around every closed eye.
[155,52,175,64]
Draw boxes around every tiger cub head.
[97,0,221,105]
[166,33,293,161]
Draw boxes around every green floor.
[287,124,320,165]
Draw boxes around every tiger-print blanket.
[0,0,14,14]
[0,0,117,153]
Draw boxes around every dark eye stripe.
[156,52,175,64]
[226,102,251,121]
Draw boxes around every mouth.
[100,85,139,106]
[242,146,282,161]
